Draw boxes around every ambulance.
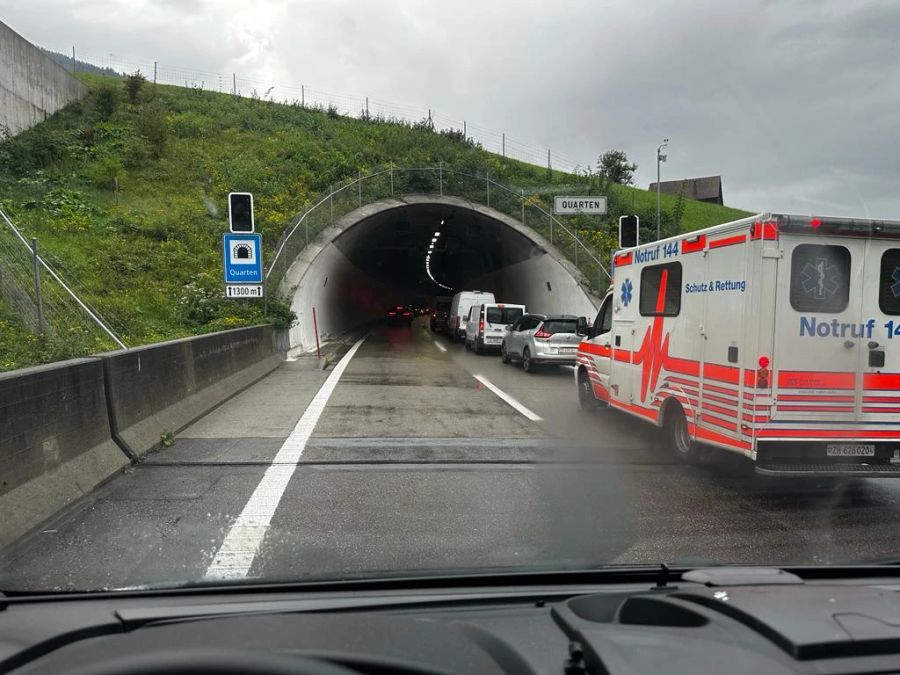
[576,213,900,476]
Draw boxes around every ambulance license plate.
[826,443,875,457]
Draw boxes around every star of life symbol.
[800,256,840,300]
[891,267,900,298]
[621,278,633,306]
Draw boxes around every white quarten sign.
[553,196,608,215]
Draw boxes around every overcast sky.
[3,0,899,217]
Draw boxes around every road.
[4,319,900,590]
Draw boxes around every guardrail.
[266,165,610,296]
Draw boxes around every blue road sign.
[223,233,263,284]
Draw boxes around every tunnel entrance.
[280,195,598,352]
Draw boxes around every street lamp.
[656,138,669,241]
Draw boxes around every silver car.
[501,314,585,372]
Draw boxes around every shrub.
[94,82,119,120]
[136,101,168,158]
[88,156,125,190]
[123,71,146,104]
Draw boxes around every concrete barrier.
[0,358,128,547]
[101,325,281,457]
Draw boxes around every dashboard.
[4,568,900,674]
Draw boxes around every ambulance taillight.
[757,356,771,389]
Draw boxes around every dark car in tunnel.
[386,305,414,326]
[430,295,452,332]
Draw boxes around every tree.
[136,101,168,158]
[123,71,146,104]
[94,82,119,120]
[597,150,637,185]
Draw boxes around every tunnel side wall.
[469,253,598,319]
[288,242,409,352]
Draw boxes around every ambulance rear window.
[879,249,900,315]
[789,244,850,313]
[639,262,682,316]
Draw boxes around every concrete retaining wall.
[0,358,127,547]
[0,21,88,135]
[0,325,281,547]
[102,325,281,457]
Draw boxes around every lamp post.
[656,138,669,241]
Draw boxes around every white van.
[465,303,526,354]
[576,213,900,476]
[448,290,495,342]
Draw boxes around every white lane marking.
[205,337,366,580]
[434,341,447,352]
[472,374,543,421]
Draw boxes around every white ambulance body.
[576,213,900,476]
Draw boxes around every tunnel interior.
[286,201,598,350]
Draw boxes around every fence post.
[153,61,157,84]
[439,161,443,196]
[575,240,578,267]
[31,238,45,334]
[301,85,305,106]
[550,214,554,245]
[520,189,525,224]
[233,73,236,95]
[358,171,362,206]
[330,183,334,225]
[486,173,490,207]
[502,133,506,157]
[390,163,394,196]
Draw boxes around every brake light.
[534,328,552,339]
[478,319,484,334]
[757,355,771,389]
[388,311,396,316]
[403,311,412,317]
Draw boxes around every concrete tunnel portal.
[280,196,600,351]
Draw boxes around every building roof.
[648,175,722,202]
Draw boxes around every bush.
[122,137,152,168]
[88,156,125,190]
[123,71,146,104]
[264,296,297,330]
[94,82,119,120]
[136,101,168,158]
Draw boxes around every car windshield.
[542,319,577,334]
[0,2,897,594]
[486,307,523,324]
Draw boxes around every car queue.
[433,289,589,373]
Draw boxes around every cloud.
[2,0,898,217]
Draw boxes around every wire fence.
[0,206,127,356]
[266,165,610,299]
[58,50,588,176]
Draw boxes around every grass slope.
[0,73,750,370]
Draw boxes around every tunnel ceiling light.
[431,237,437,242]
[434,231,441,237]
[440,220,445,225]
